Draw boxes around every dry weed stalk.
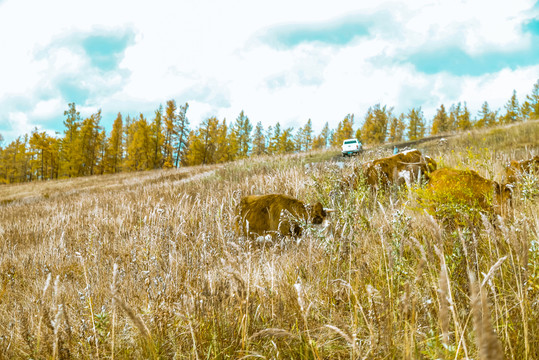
[434,245,469,358]
[77,254,100,359]
[110,263,118,360]
[438,262,450,347]
[469,272,503,360]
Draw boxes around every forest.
[0,79,538,184]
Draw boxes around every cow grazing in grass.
[424,168,512,218]
[236,194,333,238]
[502,155,539,185]
[361,149,437,188]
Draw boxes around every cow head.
[494,181,513,214]
[306,202,335,224]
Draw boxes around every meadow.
[0,120,538,359]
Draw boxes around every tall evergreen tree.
[251,121,266,156]
[174,103,190,167]
[268,123,281,155]
[502,90,520,124]
[163,100,177,168]
[215,119,236,163]
[361,105,390,144]
[150,105,164,169]
[312,122,331,149]
[475,102,497,128]
[277,127,295,154]
[105,113,123,173]
[126,114,151,171]
[298,119,313,152]
[29,129,48,180]
[186,117,219,165]
[407,107,426,141]
[60,102,81,177]
[122,115,132,170]
[233,110,252,158]
[448,103,461,132]
[332,114,354,146]
[431,104,450,135]
[320,122,331,148]
[525,79,539,119]
[456,102,472,131]
[77,110,103,176]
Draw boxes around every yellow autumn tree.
[104,112,123,173]
[361,104,390,145]
[331,114,354,146]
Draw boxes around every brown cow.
[236,194,333,238]
[361,149,437,188]
[502,155,539,185]
[424,168,512,218]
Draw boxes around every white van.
[342,139,362,157]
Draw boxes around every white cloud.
[7,112,32,138]
[31,98,64,119]
[0,0,538,143]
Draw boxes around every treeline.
[0,80,538,184]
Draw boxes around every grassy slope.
[0,121,538,359]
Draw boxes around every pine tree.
[233,110,252,158]
[388,113,407,142]
[388,116,398,142]
[407,107,426,141]
[251,121,266,156]
[105,113,123,173]
[456,102,472,131]
[361,105,390,144]
[431,104,450,135]
[150,106,164,169]
[294,126,304,152]
[332,114,354,146]
[163,100,177,168]
[475,102,497,128]
[268,123,281,155]
[502,90,520,124]
[60,102,81,177]
[95,129,107,175]
[186,117,219,165]
[448,103,460,132]
[122,115,132,170]
[174,103,190,167]
[215,119,235,163]
[320,122,331,148]
[277,127,295,154]
[77,110,103,176]
[299,119,313,152]
[525,79,539,119]
[29,129,48,180]
[126,114,151,171]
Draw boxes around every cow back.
[237,194,309,238]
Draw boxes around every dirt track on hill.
[331,133,454,162]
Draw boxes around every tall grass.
[0,121,538,358]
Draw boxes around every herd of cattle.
[236,150,539,238]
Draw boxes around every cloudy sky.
[0,0,538,144]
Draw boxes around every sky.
[0,0,538,144]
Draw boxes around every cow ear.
[324,208,336,213]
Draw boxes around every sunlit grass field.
[0,121,538,359]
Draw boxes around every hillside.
[0,120,538,359]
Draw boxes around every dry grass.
[0,121,538,359]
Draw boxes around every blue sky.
[0,0,538,144]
